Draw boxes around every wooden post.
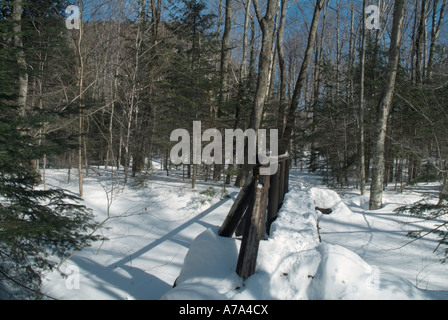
[217,152,291,281]
[279,160,285,205]
[236,175,270,280]
[284,157,290,195]
[218,173,255,237]
[267,166,280,234]
[235,191,254,237]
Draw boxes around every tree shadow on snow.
[68,191,238,299]
[69,255,171,300]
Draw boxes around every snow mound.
[310,187,342,208]
[308,244,427,300]
[310,187,355,219]
[161,187,429,300]
[346,194,370,210]
[166,228,242,300]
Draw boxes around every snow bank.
[162,187,429,300]
[166,228,242,300]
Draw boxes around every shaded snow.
[162,182,430,300]
[41,166,448,300]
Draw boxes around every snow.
[41,165,448,300]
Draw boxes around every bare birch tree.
[75,0,85,197]
[359,0,368,195]
[369,0,406,210]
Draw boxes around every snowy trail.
[163,170,448,300]
[319,191,448,294]
[42,167,448,300]
[288,170,448,295]
[42,169,239,300]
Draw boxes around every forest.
[1,0,447,299]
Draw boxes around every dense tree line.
[1,0,447,298]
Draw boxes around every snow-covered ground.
[41,164,448,300]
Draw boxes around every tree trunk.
[107,21,122,170]
[192,164,197,189]
[251,0,278,131]
[214,0,233,182]
[308,0,328,173]
[12,0,28,116]
[415,0,428,83]
[428,0,447,79]
[13,0,44,183]
[219,0,232,109]
[359,0,368,195]
[280,0,324,154]
[76,1,84,197]
[234,0,252,188]
[276,0,287,131]
[124,8,144,185]
[439,172,448,205]
[369,0,406,210]
[239,0,252,79]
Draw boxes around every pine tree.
[0,0,102,299]
[162,0,219,186]
[0,101,102,299]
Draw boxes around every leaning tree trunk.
[276,0,287,131]
[251,0,277,132]
[280,0,324,154]
[369,0,406,210]
[237,0,277,186]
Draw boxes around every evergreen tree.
[0,99,102,299]
[0,0,102,299]
[160,0,219,184]
[166,0,218,122]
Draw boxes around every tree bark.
[359,0,368,195]
[251,0,278,131]
[12,0,28,116]
[415,0,428,83]
[76,1,84,197]
[280,0,325,154]
[276,0,287,131]
[216,0,233,182]
[428,0,447,79]
[124,6,144,185]
[234,1,252,187]
[439,172,448,205]
[369,0,406,210]
[239,0,252,79]
[219,0,232,108]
